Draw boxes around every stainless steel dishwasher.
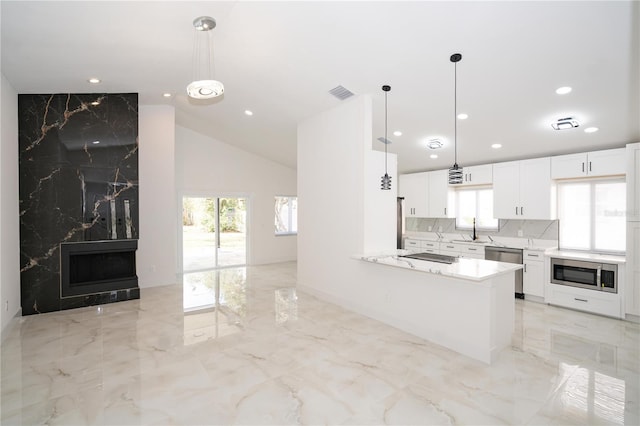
[485,246,524,298]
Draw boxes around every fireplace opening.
[60,240,138,298]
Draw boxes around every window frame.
[454,186,499,231]
[274,196,298,236]
[557,177,626,254]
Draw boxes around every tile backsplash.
[406,218,559,241]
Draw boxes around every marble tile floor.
[1,261,639,425]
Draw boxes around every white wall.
[1,73,20,336]
[297,95,397,301]
[175,125,297,266]
[137,105,177,288]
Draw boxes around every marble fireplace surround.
[18,93,139,315]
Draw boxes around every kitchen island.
[353,250,522,364]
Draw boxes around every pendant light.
[187,16,224,99]
[448,53,463,184]
[381,85,392,190]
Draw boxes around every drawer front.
[422,241,439,249]
[405,239,421,249]
[523,251,543,262]
[461,245,484,256]
[440,243,462,252]
[546,284,622,318]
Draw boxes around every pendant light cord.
[454,59,457,166]
[384,89,388,174]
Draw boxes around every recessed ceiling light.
[584,127,599,133]
[555,86,572,95]
[92,140,100,145]
[393,131,402,137]
[491,143,502,149]
[551,117,579,130]
[430,154,438,159]
[163,93,172,98]
[457,113,468,120]
[88,78,101,84]
[427,139,443,150]
[244,110,253,116]
[90,101,100,106]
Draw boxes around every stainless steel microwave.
[550,258,617,293]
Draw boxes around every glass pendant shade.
[448,163,463,184]
[381,173,392,190]
[187,79,224,99]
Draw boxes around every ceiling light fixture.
[187,16,224,99]
[430,154,438,159]
[393,131,402,137]
[380,85,392,190]
[555,86,572,95]
[491,143,502,149]
[88,78,101,84]
[551,116,580,130]
[244,110,253,116]
[427,139,443,150]
[448,53,464,184]
[584,127,599,133]
[163,93,172,98]
[457,113,468,120]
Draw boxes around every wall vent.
[328,85,355,100]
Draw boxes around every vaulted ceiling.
[2,1,638,173]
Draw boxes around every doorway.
[181,196,247,271]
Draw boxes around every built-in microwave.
[550,258,617,293]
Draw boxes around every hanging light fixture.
[448,53,463,184]
[187,16,224,99]
[381,85,392,190]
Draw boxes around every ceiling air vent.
[328,85,355,101]
[377,137,392,145]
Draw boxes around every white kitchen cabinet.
[493,158,555,220]
[399,173,429,217]
[551,148,626,179]
[453,164,493,187]
[458,243,485,259]
[626,222,640,317]
[427,169,455,218]
[404,238,421,250]
[523,250,544,298]
[627,143,640,221]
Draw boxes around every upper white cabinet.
[428,170,455,218]
[493,158,555,220]
[451,164,493,187]
[627,143,640,222]
[399,172,429,217]
[551,148,626,179]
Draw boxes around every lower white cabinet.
[546,282,623,319]
[523,250,544,298]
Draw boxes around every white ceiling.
[2,1,638,173]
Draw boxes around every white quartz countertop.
[546,249,626,264]
[354,250,523,282]
[403,234,556,252]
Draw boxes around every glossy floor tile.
[1,262,639,425]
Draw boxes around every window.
[275,196,297,235]
[558,179,625,253]
[455,187,499,230]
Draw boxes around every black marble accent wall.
[19,93,139,315]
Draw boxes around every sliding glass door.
[182,196,247,271]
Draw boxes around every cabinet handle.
[524,264,527,273]
[515,206,518,216]
[528,253,539,257]
[446,245,454,249]
[444,207,447,216]
[520,207,524,215]
[469,173,472,182]
[574,298,588,302]
[582,162,585,173]
[589,161,592,172]
[469,248,477,251]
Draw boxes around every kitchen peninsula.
[355,250,522,364]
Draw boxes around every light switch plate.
[517,229,524,237]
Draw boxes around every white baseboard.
[625,313,640,323]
